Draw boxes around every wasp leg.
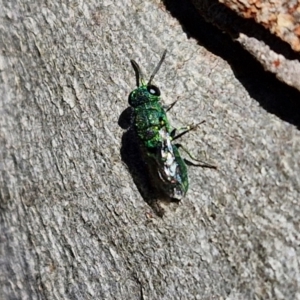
[175,143,217,169]
[164,100,178,112]
[171,120,206,141]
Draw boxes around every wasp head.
[128,84,161,107]
[129,50,166,107]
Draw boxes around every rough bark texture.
[189,0,300,92]
[1,0,300,299]
[220,0,300,52]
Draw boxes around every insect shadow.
[118,107,173,217]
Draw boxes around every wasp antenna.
[148,49,167,85]
[130,59,144,87]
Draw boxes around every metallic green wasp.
[128,50,216,200]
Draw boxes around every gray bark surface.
[1,0,300,299]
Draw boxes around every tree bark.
[1,0,300,299]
